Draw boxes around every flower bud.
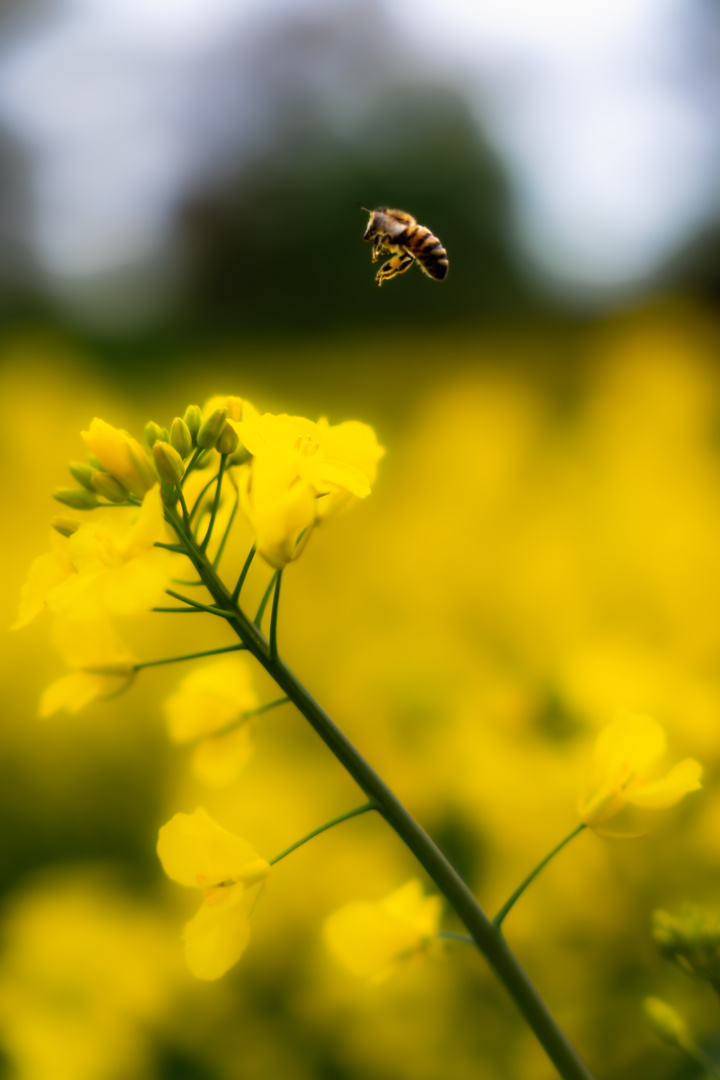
[197,407,228,449]
[653,907,720,984]
[153,440,185,483]
[643,997,694,1052]
[145,421,170,448]
[91,472,130,502]
[228,444,251,466]
[68,461,97,491]
[126,440,159,493]
[51,516,81,537]
[183,404,202,442]
[217,421,239,456]
[54,488,100,510]
[170,417,193,459]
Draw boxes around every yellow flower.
[235,412,384,567]
[39,617,137,718]
[17,487,175,620]
[157,809,270,980]
[12,532,75,628]
[163,657,259,787]
[577,715,702,830]
[203,394,259,426]
[323,879,441,983]
[81,417,157,496]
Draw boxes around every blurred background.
[2,0,720,1077]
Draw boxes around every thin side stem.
[196,696,291,742]
[176,487,191,530]
[164,589,235,619]
[269,570,282,660]
[200,454,226,551]
[135,644,247,670]
[232,545,256,603]
[254,572,278,628]
[213,494,239,569]
[437,931,476,945]
[162,506,596,1080]
[188,472,219,525]
[493,824,586,930]
[270,802,377,866]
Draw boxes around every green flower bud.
[153,440,185,484]
[216,421,239,456]
[54,488,100,510]
[86,453,104,470]
[643,997,694,1053]
[51,516,81,537]
[68,461,97,491]
[145,421,170,448]
[127,441,159,493]
[228,444,251,467]
[653,907,720,984]
[197,407,228,449]
[183,404,202,442]
[91,473,129,502]
[170,417,193,459]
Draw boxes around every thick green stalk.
[164,507,596,1080]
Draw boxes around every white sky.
[0,0,718,298]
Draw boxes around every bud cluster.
[652,906,720,987]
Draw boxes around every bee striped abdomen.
[404,224,449,281]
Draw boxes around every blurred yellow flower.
[39,617,137,718]
[577,715,702,829]
[16,487,175,621]
[203,393,259,426]
[157,808,270,980]
[163,656,259,786]
[81,417,157,496]
[323,879,441,983]
[235,412,384,567]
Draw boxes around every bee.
[361,206,449,286]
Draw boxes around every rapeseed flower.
[323,879,441,983]
[163,657,259,786]
[15,487,175,621]
[157,808,270,980]
[577,715,702,830]
[39,617,137,717]
[235,412,384,567]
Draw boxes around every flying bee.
[360,206,449,286]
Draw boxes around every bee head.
[360,205,387,241]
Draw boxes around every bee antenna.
[357,203,371,212]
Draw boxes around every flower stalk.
[164,503,596,1080]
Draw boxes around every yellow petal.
[625,759,703,809]
[157,809,268,890]
[12,542,74,629]
[324,879,440,980]
[191,726,255,788]
[39,672,107,718]
[594,714,666,779]
[183,885,251,981]
[163,656,258,743]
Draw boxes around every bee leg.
[375,253,414,286]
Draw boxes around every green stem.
[177,487,191,530]
[162,506,596,1080]
[201,454,226,551]
[232,545,255,603]
[196,696,291,742]
[269,570,282,660]
[135,644,246,670]
[189,472,219,526]
[692,1046,720,1080]
[493,824,586,930]
[255,572,278,628]
[213,494,239,569]
[155,542,185,553]
[180,446,205,487]
[270,802,377,866]
[164,589,235,619]
[437,931,476,945]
